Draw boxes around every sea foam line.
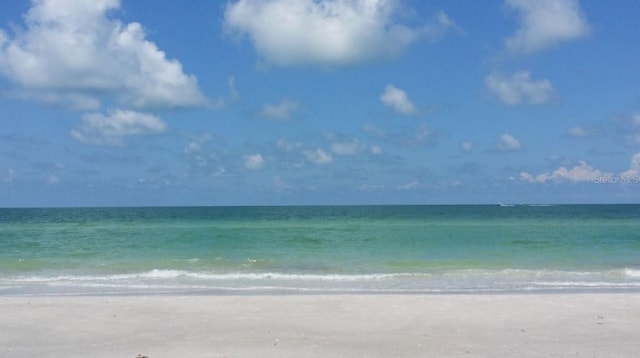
[6,268,640,283]
[10,270,418,283]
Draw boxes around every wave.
[7,267,640,282]
[3,268,640,295]
[168,267,637,281]
[624,268,640,278]
[10,270,422,283]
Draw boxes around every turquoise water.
[1,205,639,295]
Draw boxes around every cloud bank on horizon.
[0,0,639,206]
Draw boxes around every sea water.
[1,205,639,295]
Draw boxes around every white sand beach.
[1,293,639,357]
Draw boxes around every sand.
[1,293,639,357]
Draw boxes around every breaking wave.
[2,268,640,296]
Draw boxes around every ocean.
[1,205,639,295]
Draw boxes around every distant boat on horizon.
[497,203,556,207]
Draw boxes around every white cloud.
[423,10,464,41]
[211,167,228,178]
[70,110,166,146]
[369,145,383,155]
[380,84,416,116]
[620,152,640,178]
[276,138,303,152]
[244,153,265,170]
[619,113,640,145]
[523,153,640,185]
[521,160,610,183]
[358,183,384,192]
[519,172,536,182]
[567,126,592,137]
[0,0,207,110]
[383,123,433,147]
[2,169,17,183]
[486,71,554,105]
[210,97,226,110]
[505,0,590,55]
[47,174,61,185]
[184,133,212,161]
[190,134,213,149]
[303,149,333,164]
[397,180,421,190]
[260,99,299,120]
[461,141,473,152]
[223,0,459,67]
[272,176,293,193]
[331,140,362,156]
[496,133,522,152]
[414,124,431,143]
[363,123,385,138]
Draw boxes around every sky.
[1,0,639,207]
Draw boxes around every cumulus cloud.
[260,100,299,120]
[520,161,610,183]
[244,153,265,170]
[0,0,207,110]
[303,149,333,164]
[184,134,213,155]
[380,84,416,116]
[223,0,459,67]
[505,0,590,55]
[620,153,640,178]
[70,110,166,146]
[496,133,522,152]
[486,71,554,105]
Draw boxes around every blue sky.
[1,0,639,207]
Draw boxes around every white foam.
[138,270,419,282]
[5,267,640,295]
[8,270,418,284]
[624,268,640,278]
[532,281,640,288]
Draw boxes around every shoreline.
[4,286,640,297]
[3,266,639,297]
[2,292,639,357]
